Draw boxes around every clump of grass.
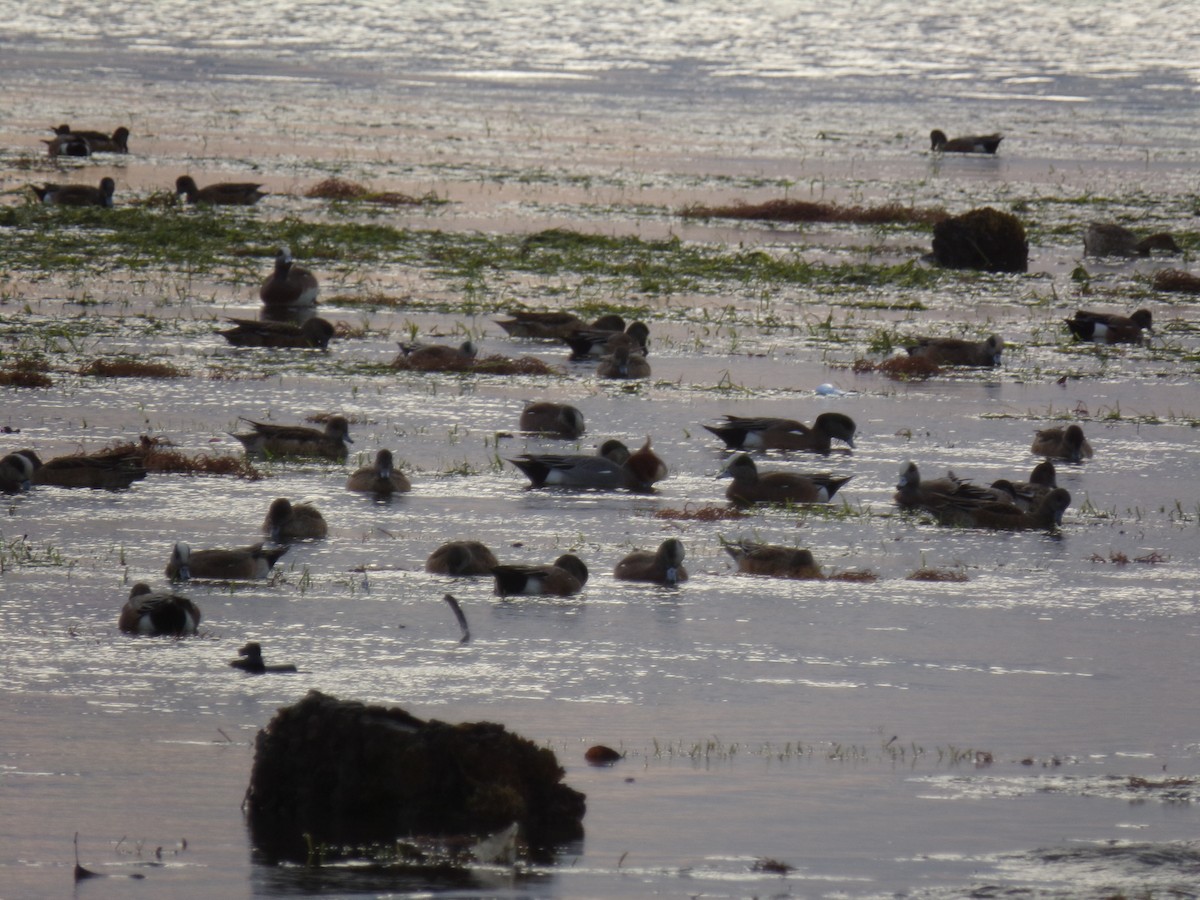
[752,857,795,874]
[679,199,947,226]
[307,177,442,207]
[1152,269,1200,294]
[907,566,969,582]
[0,356,53,387]
[854,355,942,379]
[827,569,879,582]
[79,358,185,378]
[655,505,750,521]
[106,436,262,479]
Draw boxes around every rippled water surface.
[1,1,1199,897]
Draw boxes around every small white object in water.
[816,383,847,397]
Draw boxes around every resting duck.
[33,449,146,489]
[720,454,851,506]
[345,449,411,494]
[1065,309,1152,344]
[893,461,994,513]
[395,340,477,370]
[425,541,499,575]
[1083,223,1179,258]
[596,345,651,379]
[904,335,1003,367]
[722,540,822,579]
[176,175,266,206]
[166,541,287,581]
[33,177,116,208]
[219,316,335,349]
[0,450,41,493]
[931,488,1072,531]
[613,539,688,585]
[989,461,1057,513]
[260,247,319,308]
[1031,424,1093,463]
[492,554,589,596]
[263,498,328,541]
[496,311,624,340]
[118,584,201,636]
[930,129,1002,154]
[563,321,650,360]
[518,402,586,439]
[231,415,353,460]
[703,412,856,453]
[229,642,297,673]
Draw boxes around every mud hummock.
[931,206,1029,273]
[245,691,586,863]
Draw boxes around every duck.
[929,129,1003,154]
[496,311,624,340]
[175,175,266,206]
[0,450,41,493]
[166,541,287,581]
[32,449,146,489]
[507,440,632,490]
[719,454,851,506]
[989,460,1057,513]
[394,340,478,371]
[613,539,688,585]
[519,402,586,439]
[33,177,116,208]
[931,488,1072,531]
[904,334,1003,367]
[703,412,857,453]
[623,436,669,490]
[259,246,319,308]
[492,554,589,596]
[43,133,91,157]
[893,461,994,513]
[219,316,335,349]
[346,449,411,494]
[563,321,650,360]
[229,642,297,674]
[596,345,651,379]
[262,498,328,541]
[722,540,822,579]
[51,125,130,153]
[231,415,353,460]
[425,541,499,575]
[118,583,201,637]
[1031,424,1093,463]
[1083,223,1180,258]
[1065,309,1152,344]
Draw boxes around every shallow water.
[2,1,1200,897]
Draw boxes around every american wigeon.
[492,553,589,596]
[346,449,411,494]
[176,175,266,206]
[722,540,822,579]
[613,538,688,585]
[1083,223,1180,258]
[989,460,1058,513]
[496,311,624,340]
[33,177,116,208]
[596,345,651,379]
[231,415,353,460]
[507,440,632,490]
[262,497,328,541]
[930,129,1002,154]
[62,126,130,153]
[563,321,650,360]
[1065,309,1152,344]
[32,449,146,489]
[166,541,288,581]
[395,340,477,370]
[719,454,851,506]
[118,583,201,636]
[259,247,319,308]
[904,335,1003,367]
[893,461,994,512]
[0,450,40,493]
[1031,424,1093,463]
[519,402,586,439]
[624,437,668,490]
[703,412,857,453]
[219,316,335,349]
[43,133,90,157]
[425,541,499,575]
[931,487,1071,531]
[229,642,297,673]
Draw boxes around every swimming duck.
[519,402,586,439]
[32,449,146,489]
[563,321,650,360]
[262,498,328,541]
[1031,424,1093,463]
[259,246,319,308]
[118,583,201,636]
[703,412,857,453]
[166,541,287,581]
[53,125,129,153]
[931,488,1072,531]
[175,175,266,206]
[492,554,589,596]
[596,345,651,379]
[0,450,41,493]
[719,454,851,506]
[425,541,499,575]
[43,133,91,157]
[345,449,411,494]
[613,538,688,585]
[893,461,994,513]
[722,540,822,579]
[624,437,668,490]
[395,340,478,370]
[219,316,335,349]
[904,335,1003,367]
[496,311,624,340]
[1083,223,1180,258]
[229,642,297,673]
[231,415,352,460]
[33,177,116,208]
[929,129,1003,154]
[989,460,1057,513]
[507,440,632,490]
[1065,309,1152,344]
